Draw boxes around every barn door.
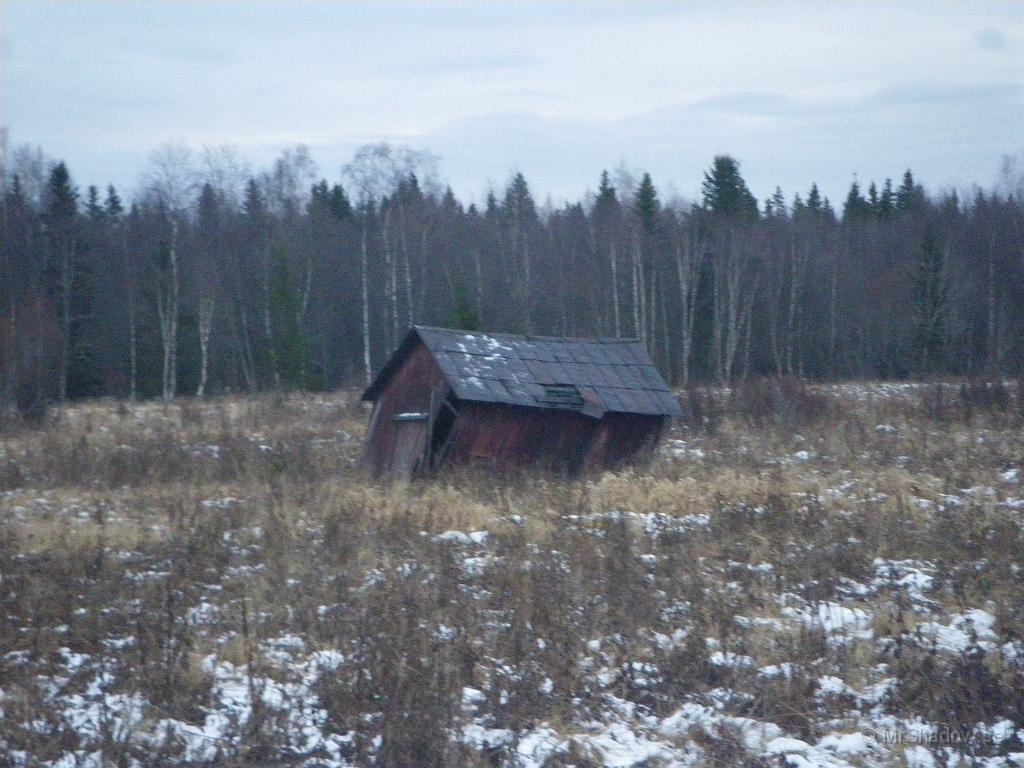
[390,414,428,480]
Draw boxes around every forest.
[2,140,1023,414]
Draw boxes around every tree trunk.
[675,233,702,387]
[473,248,484,323]
[235,302,257,392]
[58,249,73,401]
[631,231,642,343]
[399,198,414,328]
[361,224,373,386]
[261,244,279,390]
[156,220,180,401]
[987,238,997,375]
[196,292,215,397]
[128,299,137,401]
[610,238,621,338]
[829,250,838,378]
[382,207,399,346]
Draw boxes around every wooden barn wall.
[448,403,664,474]
[363,342,447,476]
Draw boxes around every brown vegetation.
[0,383,1022,767]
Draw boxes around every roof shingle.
[362,326,683,418]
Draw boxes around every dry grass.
[0,384,1022,767]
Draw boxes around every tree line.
[2,139,1022,414]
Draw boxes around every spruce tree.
[896,170,923,212]
[879,179,895,218]
[842,181,870,220]
[44,162,81,400]
[105,185,123,220]
[807,183,823,215]
[634,172,659,231]
[912,227,949,374]
[85,185,104,222]
[702,155,758,220]
[267,241,310,388]
[448,285,481,331]
[596,170,616,208]
[329,183,351,219]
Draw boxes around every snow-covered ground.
[1,386,1022,767]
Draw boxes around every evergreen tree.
[791,193,805,218]
[197,183,219,233]
[806,183,823,215]
[634,172,659,231]
[105,185,123,220]
[878,179,895,218]
[702,155,758,220]
[896,169,924,212]
[44,162,82,400]
[267,241,310,388]
[912,227,949,374]
[447,285,481,330]
[329,183,351,219]
[596,170,616,208]
[504,173,536,221]
[767,187,787,218]
[842,181,870,220]
[85,185,104,222]
[867,181,879,213]
[243,178,265,222]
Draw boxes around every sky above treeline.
[3,1,1022,207]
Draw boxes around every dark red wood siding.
[447,402,663,474]
[362,341,447,477]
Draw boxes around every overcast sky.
[2,1,1022,207]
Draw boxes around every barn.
[360,326,682,478]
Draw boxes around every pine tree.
[912,227,949,374]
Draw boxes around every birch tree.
[145,143,196,400]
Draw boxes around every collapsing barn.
[361,326,682,478]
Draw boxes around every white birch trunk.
[196,291,215,397]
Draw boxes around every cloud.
[688,92,802,117]
[5,1,1022,208]
[873,81,1022,106]
[380,52,538,76]
[974,27,1013,51]
[415,77,1024,206]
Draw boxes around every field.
[1,382,1022,768]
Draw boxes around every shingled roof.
[362,326,683,418]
